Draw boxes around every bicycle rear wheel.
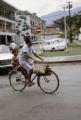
[38,70,59,94]
[9,70,27,91]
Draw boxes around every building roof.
[0,0,18,11]
[32,13,46,23]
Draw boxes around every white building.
[0,0,46,46]
[15,11,46,46]
[0,0,17,45]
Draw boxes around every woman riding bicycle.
[9,38,59,94]
[19,36,43,86]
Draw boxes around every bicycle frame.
[9,64,59,94]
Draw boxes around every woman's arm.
[33,52,43,61]
[24,52,36,61]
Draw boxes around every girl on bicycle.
[9,42,20,70]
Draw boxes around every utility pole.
[63,6,67,41]
[66,1,72,43]
[63,6,69,52]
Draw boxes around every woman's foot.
[27,81,35,87]
[22,80,35,86]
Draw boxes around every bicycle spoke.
[38,70,59,94]
[9,71,26,91]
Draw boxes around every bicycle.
[9,62,59,94]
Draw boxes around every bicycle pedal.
[27,82,35,87]
[16,79,20,82]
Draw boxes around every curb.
[39,60,81,64]
[38,55,81,64]
[41,55,81,64]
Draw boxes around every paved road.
[0,63,81,120]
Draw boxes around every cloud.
[4,0,81,16]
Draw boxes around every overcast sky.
[4,0,81,16]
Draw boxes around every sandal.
[27,82,35,87]
[22,80,28,84]
[22,80,35,86]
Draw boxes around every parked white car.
[58,38,69,44]
[0,45,13,69]
[41,38,67,52]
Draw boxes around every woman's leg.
[20,62,34,85]
[28,69,33,83]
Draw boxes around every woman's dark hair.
[24,36,31,43]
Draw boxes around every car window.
[44,39,65,45]
[47,42,51,45]
[54,40,58,43]
[0,46,10,53]
[44,42,50,45]
[51,41,54,44]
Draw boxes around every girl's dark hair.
[12,48,18,54]
[24,36,31,43]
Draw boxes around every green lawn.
[40,42,81,57]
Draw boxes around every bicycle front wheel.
[38,70,59,94]
[9,70,27,91]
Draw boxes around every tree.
[53,14,81,42]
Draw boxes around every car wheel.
[43,49,45,52]
[64,47,66,51]
[52,48,56,52]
